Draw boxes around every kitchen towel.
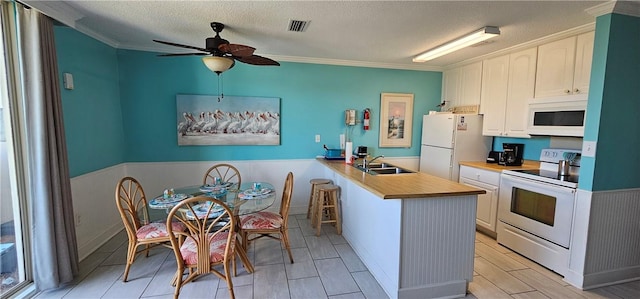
[345,142,353,164]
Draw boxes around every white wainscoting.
[74,158,411,260]
[71,164,127,260]
[566,188,640,289]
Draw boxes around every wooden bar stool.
[307,179,332,221]
[314,184,341,236]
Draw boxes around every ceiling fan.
[153,22,280,74]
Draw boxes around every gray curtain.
[19,5,79,290]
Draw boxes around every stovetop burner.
[502,148,581,189]
[511,169,579,184]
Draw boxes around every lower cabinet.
[459,165,500,236]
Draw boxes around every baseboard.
[398,280,468,299]
[77,222,123,261]
[578,265,640,290]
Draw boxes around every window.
[0,2,33,297]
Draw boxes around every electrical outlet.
[315,134,320,142]
[75,213,81,226]
[582,141,597,157]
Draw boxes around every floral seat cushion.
[240,211,283,230]
[136,222,186,239]
[180,232,232,265]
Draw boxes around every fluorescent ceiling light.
[413,26,500,62]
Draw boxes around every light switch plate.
[63,72,74,90]
[315,134,320,143]
[582,141,597,157]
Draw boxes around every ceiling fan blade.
[153,39,208,52]
[235,55,280,66]
[219,43,255,57]
[158,53,208,57]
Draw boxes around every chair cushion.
[136,222,186,239]
[180,232,231,265]
[240,211,283,230]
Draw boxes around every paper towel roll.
[345,142,353,164]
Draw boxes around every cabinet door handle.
[574,88,580,93]
[565,89,571,94]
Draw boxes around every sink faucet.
[362,155,384,168]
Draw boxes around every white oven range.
[497,148,581,276]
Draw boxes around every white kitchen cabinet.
[480,48,536,138]
[442,61,483,109]
[459,165,500,236]
[504,47,537,137]
[442,67,460,111]
[573,31,595,94]
[480,54,510,136]
[534,31,594,98]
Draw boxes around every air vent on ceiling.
[288,19,310,32]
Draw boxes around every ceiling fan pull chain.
[216,74,225,102]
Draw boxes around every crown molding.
[23,1,83,27]
[613,0,640,17]
[586,0,640,18]
[267,55,444,72]
[118,44,445,72]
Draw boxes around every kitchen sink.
[352,163,415,175]
[369,167,415,175]
[355,162,394,169]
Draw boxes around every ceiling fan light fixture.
[413,26,500,62]
[202,56,234,74]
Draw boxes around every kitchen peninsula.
[317,159,485,299]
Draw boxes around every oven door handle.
[502,175,576,195]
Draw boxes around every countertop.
[317,158,485,199]
[459,160,541,172]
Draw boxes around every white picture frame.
[379,93,414,148]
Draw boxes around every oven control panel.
[540,149,581,166]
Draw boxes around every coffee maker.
[499,143,524,166]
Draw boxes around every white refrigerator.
[419,114,491,181]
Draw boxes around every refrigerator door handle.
[450,152,454,168]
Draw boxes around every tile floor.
[34,214,640,299]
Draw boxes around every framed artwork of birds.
[176,94,280,146]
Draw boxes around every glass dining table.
[148,182,277,217]
[148,181,277,274]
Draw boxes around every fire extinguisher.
[363,108,370,130]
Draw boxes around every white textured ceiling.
[26,0,611,70]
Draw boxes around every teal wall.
[55,25,442,176]
[493,137,550,161]
[55,27,125,177]
[49,24,567,178]
[580,13,640,191]
[116,50,442,163]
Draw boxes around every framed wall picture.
[176,94,280,146]
[379,93,414,148]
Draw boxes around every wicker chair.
[239,172,294,263]
[203,163,242,190]
[115,176,185,282]
[166,196,252,299]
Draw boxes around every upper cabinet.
[505,47,537,137]
[573,32,595,94]
[534,31,594,98]
[480,54,509,136]
[442,68,460,110]
[481,48,537,138]
[442,61,483,109]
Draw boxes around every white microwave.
[527,94,587,137]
